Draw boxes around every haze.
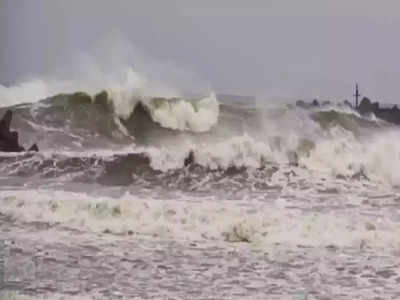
[1,0,400,102]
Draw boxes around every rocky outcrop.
[295,97,400,125]
[296,99,321,109]
[184,150,195,167]
[0,110,38,152]
[296,99,334,108]
[358,97,400,124]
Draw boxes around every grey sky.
[1,0,400,102]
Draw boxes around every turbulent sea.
[1,89,400,299]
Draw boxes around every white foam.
[147,93,219,132]
[302,127,400,185]
[0,67,218,134]
[107,89,219,132]
[1,189,399,252]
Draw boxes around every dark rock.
[0,110,12,132]
[0,110,23,152]
[295,93,400,126]
[225,165,246,176]
[28,143,39,152]
[355,97,400,125]
[184,150,195,167]
[312,99,320,107]
[0,110,39,153]
[296,99,320,109]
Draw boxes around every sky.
[1,0,400,102]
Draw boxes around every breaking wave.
[2,188,400,250]
[1,87,400,186]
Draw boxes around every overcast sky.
[1,0,400,102]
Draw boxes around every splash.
[0,36,210,112]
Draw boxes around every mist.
[1,0,400,103]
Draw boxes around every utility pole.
[354,83,361,109]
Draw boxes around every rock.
[28,143,39,152]
[0,110,12,132]
[184,150,195,167]
[354,96,400,125]
[0,110,24,152]
[294,94,400,126]
[312,99,320,107]
[0,110,39,152]
[295,99,321,109]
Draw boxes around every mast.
[354,83,361,109]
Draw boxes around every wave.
[310,109,383,136]
[2,126,400,188]
[50,90,219,133]
[2,188,399,250]
[0,90,219,149]
[109,91,219,132]
[0,150,277,189]
[2,89,400,186]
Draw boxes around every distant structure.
[294,83,400,125]
[353,83,361,109]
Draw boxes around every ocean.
[1,90,400,299]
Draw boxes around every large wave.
[2,89,400,187]
[0,89,219,148]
